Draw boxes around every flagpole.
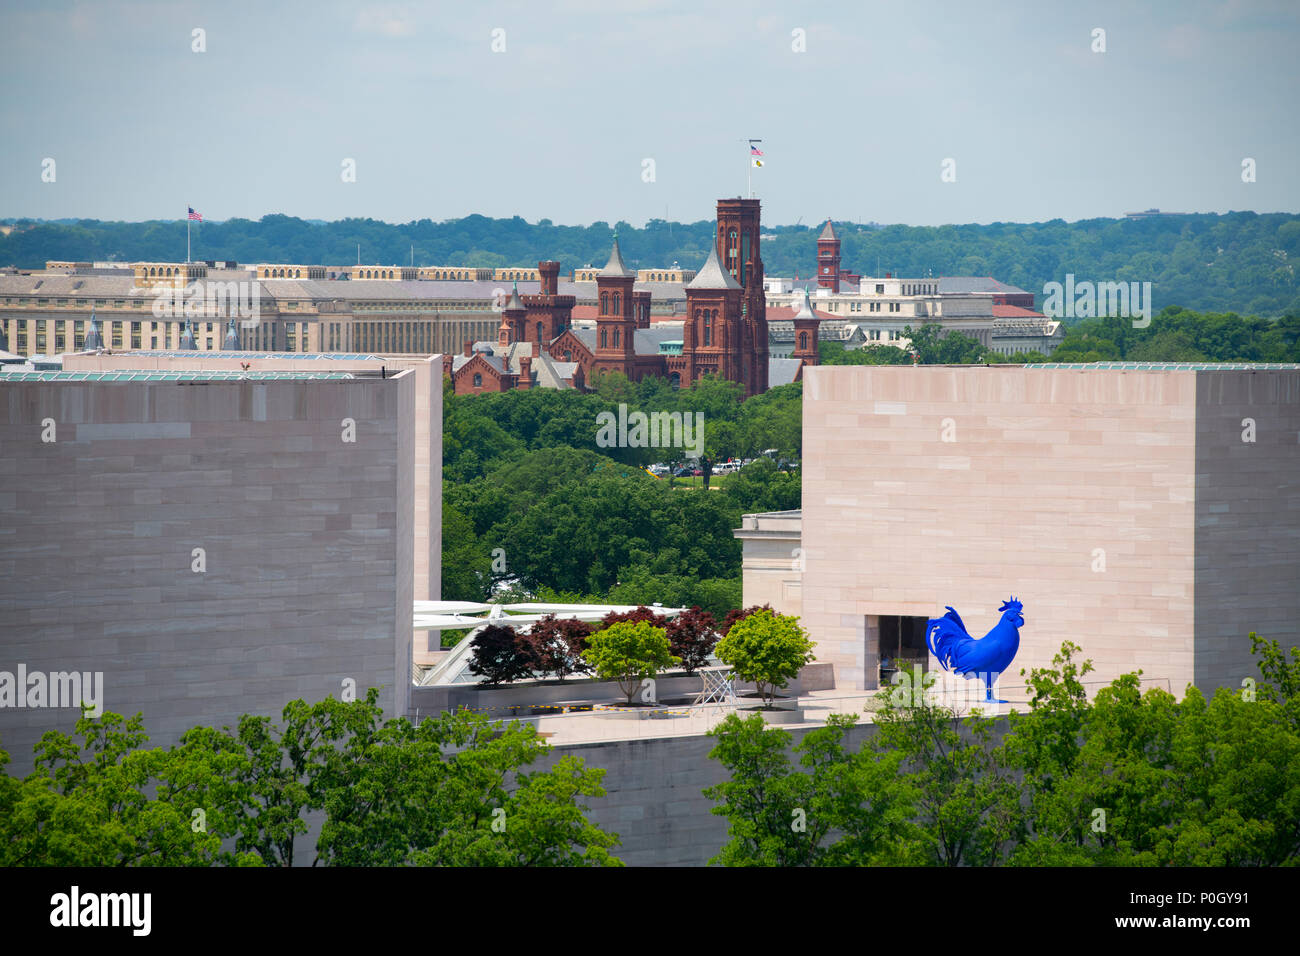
[187,212,191,264]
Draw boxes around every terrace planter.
[738,694,804,724]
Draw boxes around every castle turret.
[792,286,822,368]
[592,233,637,377]
[683,242,743,386]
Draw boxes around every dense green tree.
[441,501,492,601]
[721,457,801,514]
[902,323,988,364]
[582,620,679,704]
[703,712,916,866]
[714,609,815,707]
[872,675,1022,866]
[818,341,911,365]
[0,710,255,866]
[317,709,620,867]
[1,693,621,867]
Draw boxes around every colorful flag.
[750,144,764,157]
[752,157,764,168]
[188,207,203,222]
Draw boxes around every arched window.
[600,292,608,313]
[704,310,712,347]
[600,328,607,348]
[613,328,620,347]
[612,292,620,314]
[563,350,572,361]
[536,322,543,342]
[669,372,681,389]
[473,373,482,387]
[799,331,808,351]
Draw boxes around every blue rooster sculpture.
[925,597,1024,703]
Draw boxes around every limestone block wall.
[1192,370,1300,690]
[734,511,804,619]
[0,374,414,774]
[61,352,442,606]
[801,366,1202,693]
[538,722,878,866]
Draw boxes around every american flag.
[749,144,764,157]
[188,207,203,222]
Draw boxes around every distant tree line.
[5,210,1299,316]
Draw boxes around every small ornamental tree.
[718,604,775,638]
[667,606,719,675]
[714,609,815,708]
[599,605,668,631]
[467,624,535,686]
[582,620,679,704]
[524,615,594,682]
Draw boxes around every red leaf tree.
[666,606,719,675]
[467,624,536,685]
[524,615,594,682]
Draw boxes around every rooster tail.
[925,606,970,672]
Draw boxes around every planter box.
[739,705,806,724]
[737,694,798,710]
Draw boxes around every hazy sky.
[1,0,1296,227]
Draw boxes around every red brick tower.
[683,242,744,386]
[591,234,637,379]
[715,198,768,396]
[817,219,841,292]
[524,260,575,345]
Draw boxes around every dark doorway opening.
[877,615,930,685]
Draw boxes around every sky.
[1,0,1297,228]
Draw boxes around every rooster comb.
[999,596,1023,613]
